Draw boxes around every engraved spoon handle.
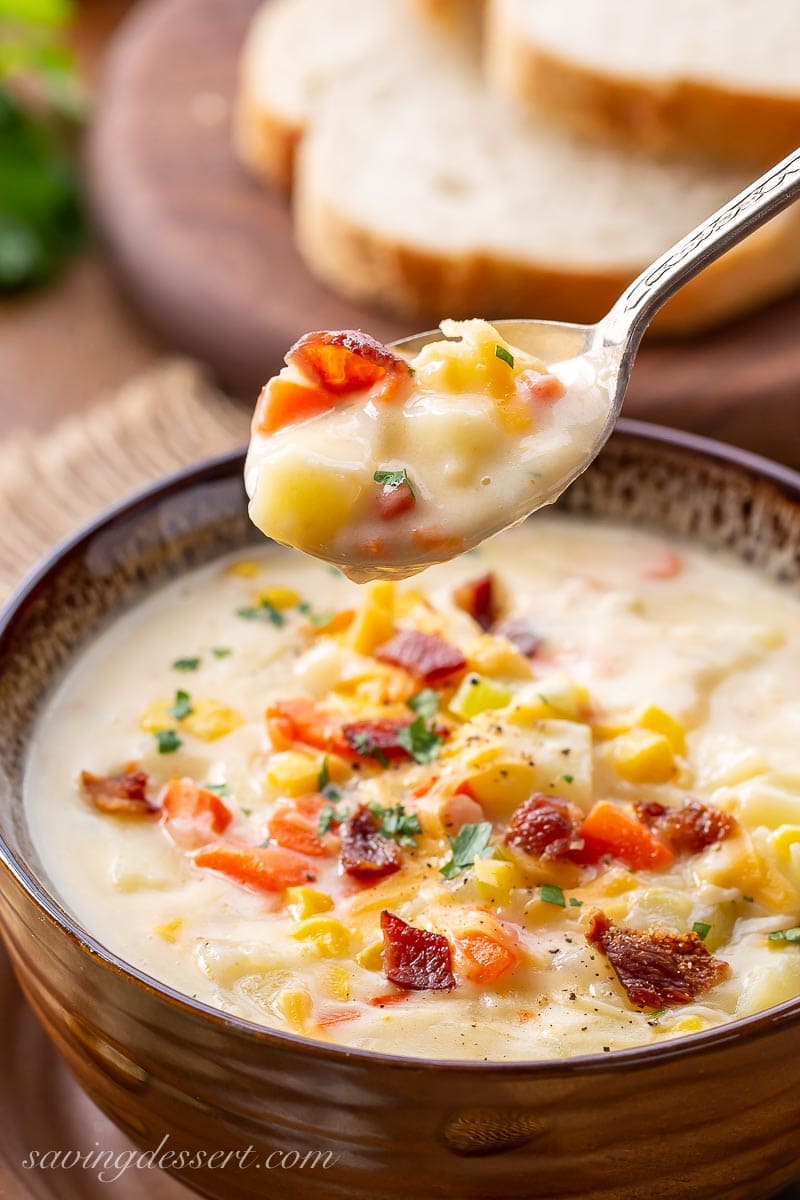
[602,146,800,360]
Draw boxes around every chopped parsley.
[168,689,193,720]
[569,897,583,908]
[494,344,514,369]
[172,656,201,671]
[240,807,252,817]
[318,802,350,837]
[397,715,444,764]
[768,927,800,943]
[407,688,439,721]
[317,753,331,792]
[297,601,334,627]
[440,821,492,880]
[204,782,231,797]
[369,802,422,848]
[541,884,566,907]
[648,1007,667,1020]
[155,729,182,755]
[349,732,390,768]
[373,467,414,496]
[561,773,574,784]
[212,647,232,659]
[692,921,711,941]
[236,599,285,626]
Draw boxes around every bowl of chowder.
[1,424,800,1200]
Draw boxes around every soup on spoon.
[245,319,616,581]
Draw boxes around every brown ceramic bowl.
[1,421,800,1200]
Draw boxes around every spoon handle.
[602,146,800,353]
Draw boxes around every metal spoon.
[391,146,800,522]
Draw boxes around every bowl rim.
[3,417,800,1075]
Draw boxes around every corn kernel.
[771,825,800,860]
[346,582,396,656]
[274,986,313,1032]
[635,705,686,755]
[226,559,261,578]
[395,589,428,617]
[325,964,352,1001]
[292,916,350,957]
[140,699,177,734]
[285,887,334,920]
[675,1016,704,1033]
[153,918,183,943]
[355,940,384,971]
[449,673,512,721]
[256,585,301,610]
[592,718,632,742]
[182,699,244,742]
[612,729,675,783]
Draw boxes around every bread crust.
[295,162,800,335]
[486,14,800,169]
[233,72,298,192]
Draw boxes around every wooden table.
[0,0,163,437]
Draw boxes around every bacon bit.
[80,769,156,816]
[368,990,411,1006]
[193,842,315,893]
[161,778,232,847]
[642,550,684,580]
[505,793,584,860]
[380,910,456,991]
[286,330,412,401]
[317,1007,361,1027]
[586,910,730,1009]
[517,1008,534,1023]
[377,480,416,520]
[375,629,466,685]
[635,799,737,856]
[340,805,401,880]
[342,718,415,763]
[452,573,499,631]
[493,618,541,659]
[252,378,335,435]
[268,793,339,858]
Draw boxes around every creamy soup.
[25,518,800,1061]
[245,320,614,581]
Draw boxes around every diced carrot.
[641,550,684,580]
[573,801,675,871]
[253,377,338,435]
[312,610,355,635]
[516,370,566,405]
[411,527,465,555]
[316,1007,361,1027]
[368,991,411,1006]
[268,793,338,857]
[456,933,518,983]
[266,698,351,757]
[161,778,232,848]
[377,481,415,521]
[193,842,315,892]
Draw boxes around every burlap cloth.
[0,360,250,601]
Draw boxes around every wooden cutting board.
[87,0,800,465]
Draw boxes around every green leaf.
[349,731,390,768]
[397,715,444,764]
[172,656,201,671]
[407,688,439,721]
[568,897,583,908]
[769,926,800,943]
[318,802,349,837]
[155,729,182,755]
[317,753,330,792]
[440,821,492,879]
[494,344,514,369]
[373,467,414,496]
[212,647,232,658]
[369,802,422,848]
[691,921,711,941]
[168,690,193,720]
[204,782,230,797]
[236,599,284,626]
[541,884,565,907]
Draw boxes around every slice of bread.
[486,0,800,168]
[234,0,468,190]
[293,30,800,334]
